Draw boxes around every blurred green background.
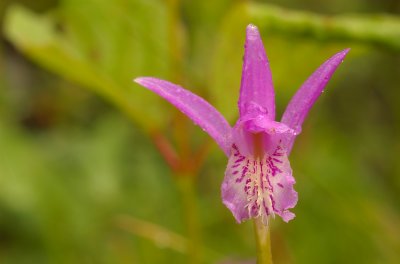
[0,0,399,263]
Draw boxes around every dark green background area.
[0,0,399,263]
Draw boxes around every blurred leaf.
[250,3,400,52]
[3,1,173,131]
[287,125,400,263]
[182,0,233,84]
[0,113,186,262]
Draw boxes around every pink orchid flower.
[134,24,349,224]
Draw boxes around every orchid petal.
[242,116,295,135]
[281,49,350,153]
[134,77,232,156]
[221,142,297,223]
[239,25,275,121]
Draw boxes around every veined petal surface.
[239,25,275,121]
[221,142,298,224]
[135,77,232,156]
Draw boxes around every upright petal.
[281,49,350,153]
[239,24,275,120]
[134,77,232,156]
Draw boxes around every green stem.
[253,217,273,264]
[177,175,201,264]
